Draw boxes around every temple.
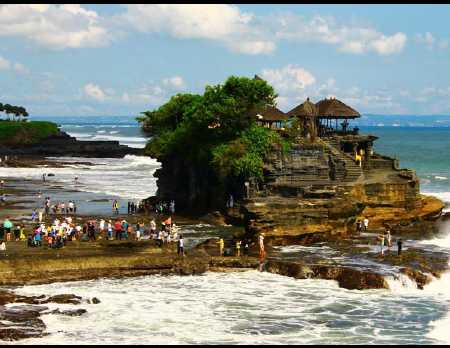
[238,76,443,244]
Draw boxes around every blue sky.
[1,4,450,116]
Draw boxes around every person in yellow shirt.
[235,240,241,257]
[19,226,26,240]
[217,238,224,256]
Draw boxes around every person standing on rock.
[178,234,185,256]
[363,217,369,232]
[236,240,241,257]
[378,233,385,256]
[397,238,403,256]
[3,217,13,242]
[217,238,224,256]
[259,233,266,261]
[386,228,392,250]
[356,220,362,234]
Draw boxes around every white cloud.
[13,63,29,75]
[117,4,275,55]
[415,32,435,48]
[84,83,108,102]
[260,64,317,110]
[162,76,186,90]
[261,64,316,94]
[0,55,29,74]
[275,14,407,56]
[0,4,111,49]
[0,56,11,70]
[415,32,449,50]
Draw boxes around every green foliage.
[140,75,282,183]
[0,121,58,145]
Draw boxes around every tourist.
[378,233,385,256]
[34,229,42,247]
[150,218,156,236]
[38,210,43,223]
[178,234,185,256]
[99,219,105,236]
[3,217,13,242]
[0,240,6,252]
[68,201,74,213]
[114,219,122,240]
[87,222,95,241]
[363,217,369,232]
[236,240,241,257]
[31,209,37,222]
[127,201,131,215]
[19,226,26,240]
[14,224,21,241]
[107,220,113,240]
[356,220,362,234]
[397,238,403,256]
[217,238,224,256]
[42,173,46,182]
[386,228,392,250]
[243,239,249,256]
[259,233,266,261]
[113,200,119,215]
[0,180,4,188]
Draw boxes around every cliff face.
[240,136,444,244]
[154,156,227,214]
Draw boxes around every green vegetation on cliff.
[138,76,289,183]
[0,121,59,146]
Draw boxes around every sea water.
[2,118,450,344]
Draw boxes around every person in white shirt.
[363,217,369,232]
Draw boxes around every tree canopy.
[0,103,29,121]
[138,76,289,182]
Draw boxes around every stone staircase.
[321,138,363,182]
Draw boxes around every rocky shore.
[0,130,143,158]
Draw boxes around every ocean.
[3,116,450,344]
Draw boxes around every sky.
[1,4,450,117]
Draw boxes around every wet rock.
[91,297,101,304]
[42,294,82,305]
[49,308,87,317]
[265,260,389,290]
[0,305,47,340]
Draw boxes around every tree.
[140,75,285,184]
[11,105,20,121]
[3,104,12,121]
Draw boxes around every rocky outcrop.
[238,139,444,244]
[0,131,143,158]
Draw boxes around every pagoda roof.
[287,97,318,118]
[316,97,360,119]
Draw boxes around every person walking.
[397,238,403,256]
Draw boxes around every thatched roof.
[315,97,360,118]
[255,105,288,122]
[287,97,317,118]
